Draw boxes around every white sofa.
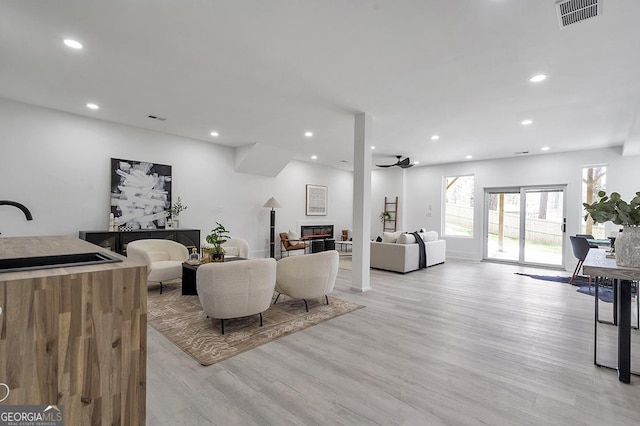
[370,231,446,273]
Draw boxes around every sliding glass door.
[484,186,565,267]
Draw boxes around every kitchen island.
[0,235,147,425]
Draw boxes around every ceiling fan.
[375,155,414,168]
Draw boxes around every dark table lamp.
[263,197,282,258]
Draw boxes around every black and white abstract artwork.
[110,158,172,229]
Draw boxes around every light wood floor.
[146,259,640,425]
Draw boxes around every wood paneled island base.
[0,236,147,425]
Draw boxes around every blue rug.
[514,272,590,286]
[576,286,614,303]
[514,273,612,303]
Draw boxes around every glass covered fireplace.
[300,225,334,240]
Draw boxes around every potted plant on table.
[583,190,640,267]
[204,222,230,262]
[168,196,188,229]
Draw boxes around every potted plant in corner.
[583,190,640,267]
[168,196,188,229]
[205,222,230,262]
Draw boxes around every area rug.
[147,287,364,366]
[514,273,618,302]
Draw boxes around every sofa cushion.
[382,231,401,243]
[423,231,439,242]
[396,233,416,244]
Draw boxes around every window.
[581,165,607,238]
[444,175,474,236]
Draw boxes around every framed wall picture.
[306,184,327,216]
[110,158,172,229]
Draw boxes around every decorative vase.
[172,217,180,229]
[614,226,640,268]
[212,252,225,263]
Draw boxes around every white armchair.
[274,250,339,312]
[222,236,249,258]
[196,258,276,334]
[126,239,189,293]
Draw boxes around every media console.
[79,228,200,256]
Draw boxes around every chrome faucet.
[0,200,33,220]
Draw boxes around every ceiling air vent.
[147,114,167,121]
[556,0,601,28]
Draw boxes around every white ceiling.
[1,0,640,169]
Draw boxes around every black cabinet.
[79,229,200,256]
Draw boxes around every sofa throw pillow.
[382,231,401,243]
[287,230,300,241]
[396,233,417,244]
[423,231,439,242]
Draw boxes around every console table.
[583,248,640,383]
[79,229,200,256]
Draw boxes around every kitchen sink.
[0,252,122,272]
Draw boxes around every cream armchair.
[196,258,276,334]
[222,236,249,258]
[274,250,339,312]
[126,239,189,293]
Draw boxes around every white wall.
[399,148,640,269]
[370,167,404,237]
[0,99,353,257]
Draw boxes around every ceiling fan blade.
[397,157,410,166]
[398,163,414,168]
[375,163,395,168]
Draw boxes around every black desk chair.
[570,236,593,286]
[576,233,598,248]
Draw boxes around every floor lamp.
[263,197,281,258]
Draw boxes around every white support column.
[351,112,372,292]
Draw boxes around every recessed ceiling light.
[304,131,313,138]
[529,74,548,83]
[64,39,83,49]
[465,155,473,160]
[371,146,375,150]
[86,103,99,110]
[521,119,533,125]
[431,135,440,141]
[541,146,550,151]
[311,155,317,160]
[210,131,219,137]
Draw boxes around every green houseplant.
[169,196,188,218]
[583,191,640,226]
[167,196,188,229]
[379,211,392,223]
[205,222,230,262]
[583,190,640,267]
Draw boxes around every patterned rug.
[147,287,364,366]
